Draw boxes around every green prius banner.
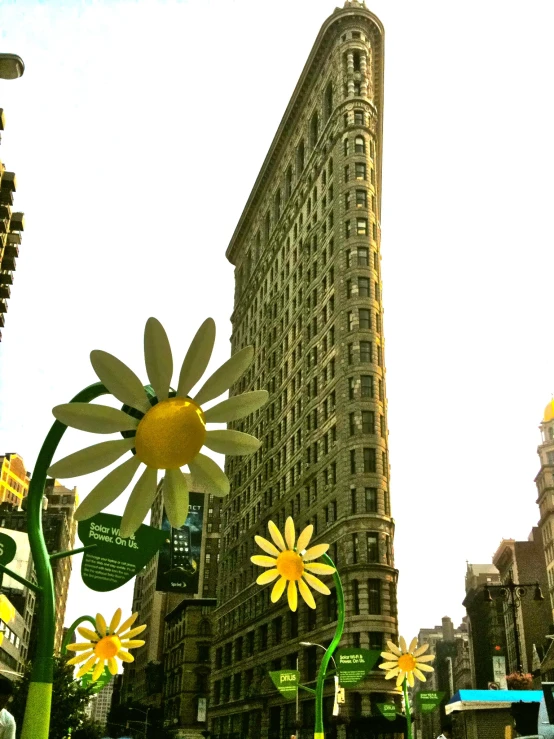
[78,513,168,592]
[0,533,17,566]
[377,703,397,721]
[416,691,446,714]
[269,670,300,698]
[335,648,380,686]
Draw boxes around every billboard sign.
[492,655,507,689]
[155,492,204,594]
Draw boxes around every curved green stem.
[314,554,344,739]
[21,382,108,739]
[61,616,97,656]
[403,677,413,739]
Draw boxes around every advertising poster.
[335,648,380,686]
[492,656,507,689]
[156,492,204,594]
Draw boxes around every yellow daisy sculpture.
[67,609,146,681]
[379,636,435,688]
[252,517,336,611]
[0,595,16,646]
[48,317,269,537]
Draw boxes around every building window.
[348,377,355,400]
[365,487,377,512]
[348,343,354,364]
[324,81,333,121]
[363,448,376,473]
[356,189,367,208]
[368,579,381,614]
[355,163,366,180]
[354,110,364,126]
[358,277,370,297]
[345,220,351,238]
[285,165,293,199]
[350,449,356,474]
[260,624,268,651]
[360,343,372,364]
[359,309,370,329]
[297,139,305,173]
[357,247,369,266]
[347,311,354,331]
[355,136,365,154]
[353,580,360,615]
[351,487,357,514]
[310,111,319,148]
[352,533,359,563]
[343,138,349,156]
[356,218,368,235]
[369,631,383,651]
[344,165,350,182]
[344,191,351,210]
[367,533,378,562]
[362,411,374,434]
[349,412,356,436]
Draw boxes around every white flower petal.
[193,346,254,406]
[182,472,213,496]
[203,390,269,423]
[203,429,261,456]
[144,318,173,401]
[74,456,142,521]
[177,318,216,398]
[52,403,138,434]
[254,535,281,557]
[413,643,430,657]
[120,466,158,538]
[188,453,230,496]
[90,350,150,412]
[163,468,190,529]
[48,438,135,478]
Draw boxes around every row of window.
[345,217,378,240]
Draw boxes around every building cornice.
[225,4,385,265]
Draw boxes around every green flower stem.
[0,563,41,593]
[403,677,413,739]
[314,553,344,739]
[61,616,97,656]
[50,544,97,562]
[21,382,108,739]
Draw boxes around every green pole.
[314,553,344,739]
[61,616,97,656]
[402,677,413,739]
[21,382,108,739]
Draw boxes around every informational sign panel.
[269,670,300,698]
[78,513,167,592]
[335,648,380,686]
[492,656,507,689]
[377,703,397,721]
[0,528,30,591]
[0,532,17,566]
[155,493,204,594]
[81,666,112,693]
[416,691,446,714]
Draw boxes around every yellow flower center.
[94,634,121,660]
[134,397,206,469]
[398,653,416,672]
[276,550,304,580]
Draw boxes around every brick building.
[210,2,398,737]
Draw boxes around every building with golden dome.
[536,399,554,618]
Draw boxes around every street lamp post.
[0,54,25,80]
[484,576,544,673]
[128,706,150,738]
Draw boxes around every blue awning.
[446,690,543,715]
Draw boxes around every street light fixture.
[0,54,25,80]
[128,706,151,738]
[483,576,545,672]
[299,641,338,670]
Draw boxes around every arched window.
[355,136,365,154]
[296,139,305,173]
[343,138,349,156]
[353,50,361,72]
[285,165,293,199]
[310,111,319,148]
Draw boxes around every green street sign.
[78,513,168,592]
[416,691,446,714]
[0,532,17,566]
[269,670,300,698]
[81,666,112,693]
[377,703,397,721]
[336,648,380,687]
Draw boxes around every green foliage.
[11,657,96,739]
[71,720,105,739]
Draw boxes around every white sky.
[0,0,553,646]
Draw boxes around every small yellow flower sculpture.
[252,517,335,611]
[48,317,268,537]
[0,595,16,646]
[379,636,435,688]
[67,609,146,681]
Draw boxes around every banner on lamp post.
[377,703,397,721]
[415,691,446,714]
[269,670,300,698]
[335,648,380,687]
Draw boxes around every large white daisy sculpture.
[48,317,268,537]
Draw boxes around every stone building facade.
[210,2,398,737]
[536,399,554,619]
